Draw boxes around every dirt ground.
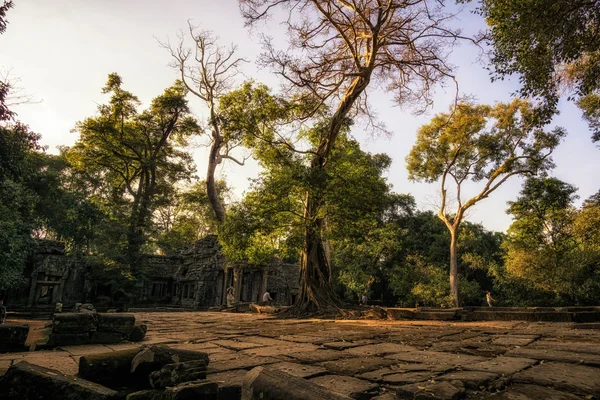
[2,311,600,399]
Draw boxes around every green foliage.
[577,93,600,143]
[499,177,600,305]
[65,74,198,272]
[480,0,600,135]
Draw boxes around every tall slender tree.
[239,0,472,314]
[161,23,248,224]
[407,99,565,306]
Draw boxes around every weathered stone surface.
[414,311,458,320]
[269,361,328,379]
[356,366,442,382]
[505,347,600,367]
[207,355,279,373]
[0,361,119,400]
[318,356,398,375]
[212,339,264,350]
[131,345,210,379]
[385,350,485,367]
[97,313,135,333]
[310,374,378,400]
[462,356,537,375]
[46,332,92,346]
[241,366,352,400]
[379,371,437,385]
[491,335,537,346]
[396,381,464,400]
[322,340,375,350]
[287,349,351,363]
[207,369,248,399]
[0,324,29,353]
[528,340,600,355]
[79,347,140,387]
[436,370,498,390]
[89,331,125,344]
[149,359,207,388]
[512,362,600,396]
[386,308,415,320]
[130,324,148,342]
[52,312,97,333]
[127,381,218,400]
[342,342,415,356]
[240,343,320,357]
[486,384,582,400]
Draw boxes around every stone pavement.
[2,312,600,399]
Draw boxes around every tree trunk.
[207,134,226,224]
[284,192,340,316]
[449,228,460,308]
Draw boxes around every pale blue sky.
[2,0,598,232]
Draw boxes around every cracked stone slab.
[322,340,376,350]
[318,356,398,375]
[207,355,279,373]
[384,350,486,367]
[287,349,351,363]
[342,342,416,357]
[512,362,600,396]
[396,381,465,400]
[310,374,379,400]
[211,339,265,350]
[462,356,537,375]
[505,347,600,367]
[491,336,538,346]
[528,340,600,355]
[240,343,321,357]
[435,370,499,390]
[357,366,443,382]
[486,384,582,399]
[269,361,328,379]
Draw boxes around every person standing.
[486,291,496,307]
[226,286,235,307]
[361,294,368,306]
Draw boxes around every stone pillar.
[233,268,243,303]
[222,268,230,305]
[259,268,268,303]
[27,277,38,307]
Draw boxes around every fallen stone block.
[131,345,210,383]
[241,366,352,400]
[207,369,248,399]
[0,361,119,400]
[79,347,141,387]
[46,332,92,347]
[89,331,126,344]
[0,323,29,352]
[414,311,457,320]
[149,360,207,389]
[127,381,218,400]
[97,313,136,333]
[52,312,97,333]
[396,381,465,400]
[130,324,148,342]
[436,370,498,390]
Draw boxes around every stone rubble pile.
[0,344,350,400]
[45,311,147,347]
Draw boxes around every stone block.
[52,312,97,333]
[131,345,210,383]
[318,356,398,375]
[149,360,207,388]
[97,313,135,333]
[269,361,328,379]
[462,356,537,375]
[130,324,148,342]
[505,347,600,367]
[207,369,248,399]
[386,308,415,320]
[241,366,352,400]
[0,361,119,400]
[127,382,218,400]
[46,332,91,347]
[0,324,29,353]
[414,311,457,320]
[79,347,141,387]
[89,331,125,344]
[573,311,600,323]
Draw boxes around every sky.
[1,0,598,233]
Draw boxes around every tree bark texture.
[449,228,460,308]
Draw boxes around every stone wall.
[15,237,300,310]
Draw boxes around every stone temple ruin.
[6,235,300,310]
